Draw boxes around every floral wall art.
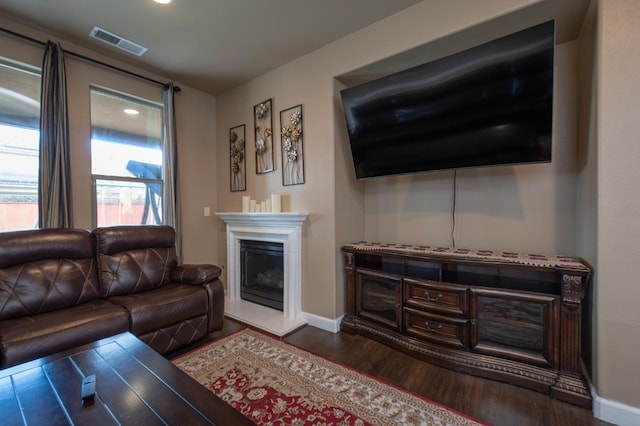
[280,104,304,185]
[254,99,274,174]
[229,124,246,192]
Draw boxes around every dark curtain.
[38,40,72,228]
[163,83,181,260]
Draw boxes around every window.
[0,58,41,231]
[90,87,164,227]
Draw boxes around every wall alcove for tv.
[335,18,592,408]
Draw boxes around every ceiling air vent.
[89,26,148,56]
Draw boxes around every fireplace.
[216,212,308,336]
[240,240,284,311]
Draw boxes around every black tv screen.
[340,20,555,179]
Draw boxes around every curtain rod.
[0,26,180,92]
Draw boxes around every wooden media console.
[341,242,592,408]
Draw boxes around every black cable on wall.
[451,170,457,247]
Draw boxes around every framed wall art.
[229,124,246,192]
[280,104,304,185]
[254,99,274,174]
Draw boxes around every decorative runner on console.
[172,329,487,426]
[345,241,589,271]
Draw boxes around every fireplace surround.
[216,212,308,336]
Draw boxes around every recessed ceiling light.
[124,108,140,115]
[153,0,171,4]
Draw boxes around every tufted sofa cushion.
[93,225,178,297]
[0,228,102,320]
[107,284,207,336]
[0,300,129,368]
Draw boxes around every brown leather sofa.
[0,225,224,369]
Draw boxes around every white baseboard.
[593,390,640,426]
[300,311,342,333]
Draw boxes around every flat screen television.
[340,20,555,179]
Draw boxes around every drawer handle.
[424,291,443,302]
[424,321,443,332]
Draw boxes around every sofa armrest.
[203,280,225,332]
[171,264,222,285]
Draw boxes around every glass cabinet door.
[470,288,559,368]
[356,269,402,330]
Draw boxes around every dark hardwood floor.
[170,318,612,426]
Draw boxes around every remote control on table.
[81,374,96,403]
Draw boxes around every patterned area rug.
[172,329,487,425]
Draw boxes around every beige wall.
[576,0,599,386]
[0,16,219,265]
[214,0,562,320]
[333,78,365,315]
[214,0,640,415]
[4,0,638,415]
[363,41,578,254]
[215,57,340,319]
[594,0,640,409]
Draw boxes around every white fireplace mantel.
[216,212,308,229]
[216,212,308,336]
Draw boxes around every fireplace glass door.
[240,240,284,311]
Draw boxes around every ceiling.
[0,0,591,142]
[0,0,422,95]
[0,0,592,96]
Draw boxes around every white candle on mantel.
[242,196,250,213]
[260,201,267,212]
[249,199,256,212]
[271,194,282,212]
[266,199,272,212]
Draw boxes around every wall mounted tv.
[340,20,555,179]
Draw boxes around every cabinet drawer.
[404,308,469,349]
[404,278,468,316]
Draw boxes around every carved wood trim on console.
[341,242,592,408]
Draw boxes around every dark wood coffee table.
[0,332,254,425]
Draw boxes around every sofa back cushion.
[0,228,101,320]
[93,225,178,297]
